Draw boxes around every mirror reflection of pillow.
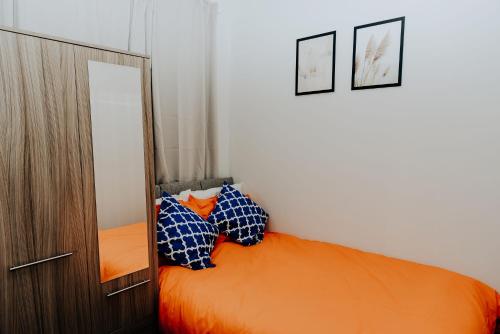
[157,192,218,270]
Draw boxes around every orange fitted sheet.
[498,293,500,317]
[159,232,498,334]
[98,222,149,282]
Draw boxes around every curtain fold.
[129,0,154,55]
[152,0,218,183]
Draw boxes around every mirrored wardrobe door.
[74,46,156,333]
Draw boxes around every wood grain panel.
[36,37,92,332]
[0,29,41,334]
[0,30,92,333]
[74,46,156,333]
[142,58,159,324]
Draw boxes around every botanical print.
[353,19,403,88]
[296,33,335,94]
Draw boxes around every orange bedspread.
[159,232,498,334]
[98,222,149,282]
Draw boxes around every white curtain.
[0,0,222,184]
[152,0,218,183]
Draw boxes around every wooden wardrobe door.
[0,31,92,333]
[0,29,40,334]
[74,46,157,333]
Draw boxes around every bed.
[158,232,499,334]
[155,178,499,333]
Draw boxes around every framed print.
[295,31,336,95]
[352,17,405,90]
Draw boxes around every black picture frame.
[295,31,336,96]
[351,16,405,90]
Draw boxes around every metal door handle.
[106,279,151,297]
[9,252,73,271]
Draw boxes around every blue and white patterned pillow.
[208,183,269,246]
[157,192,219,270]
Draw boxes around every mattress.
[98,222,149,282]
[158,232,499,334]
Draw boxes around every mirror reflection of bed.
[98,222,149,283]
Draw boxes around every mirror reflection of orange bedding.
[98,222,149,282]
[159,232,498,334]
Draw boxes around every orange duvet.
[159,232,499,334]
[98,222,149,282]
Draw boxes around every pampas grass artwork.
[355,31,391,86]
[296,31,336,95]
[352,17,405,90]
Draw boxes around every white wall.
[218,0,500,290]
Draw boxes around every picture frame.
[352,17,405,90]
[295,31,336,96]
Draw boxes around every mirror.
[88,61,149,283]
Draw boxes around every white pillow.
[156,190,191,205]
[182,183,244,200]
[174,191,191,202]
[232,183,243,193]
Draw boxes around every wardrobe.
[0,27,157,333]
